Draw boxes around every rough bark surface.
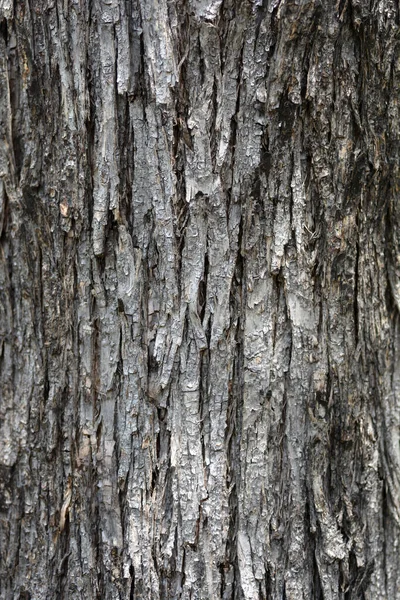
[1,0,400,598]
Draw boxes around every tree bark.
[0,0,400,598]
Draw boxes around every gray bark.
[0,0,400,598]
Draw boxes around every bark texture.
[1,0,400,598]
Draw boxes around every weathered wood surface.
[0,0,400,598]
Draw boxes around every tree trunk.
[1,0,399,598]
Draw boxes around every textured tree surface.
[1,0,400,598]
